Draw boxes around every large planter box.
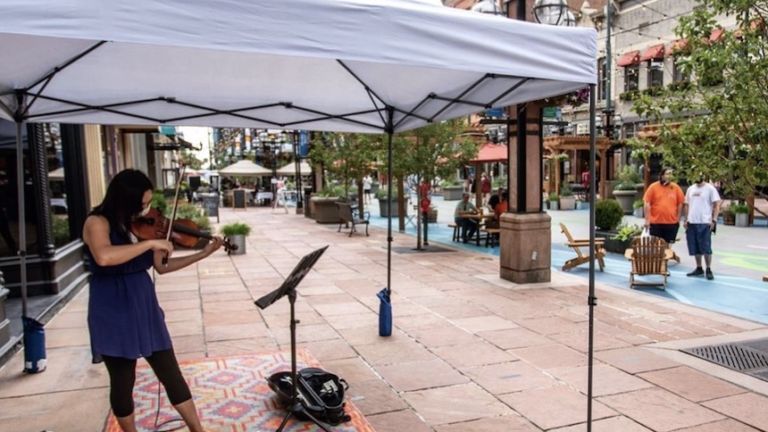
[596,230,632,254]
[612,190,636,215]
[442,186,464,201]
[735,213,749,227]
[559,196,575,210]
[378,198,409,218]
[549,200,559,211]
[311,197,342,224]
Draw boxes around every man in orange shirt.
[643,167,685,244]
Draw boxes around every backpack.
[268,367,351,426]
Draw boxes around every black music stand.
[255,245,330,432]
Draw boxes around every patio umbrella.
[218,160,272,177]
[276,161,312,177]
[0,0,597,388]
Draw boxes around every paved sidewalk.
[1,208,768,431]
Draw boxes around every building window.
[648,59,664,88]
[624,64,639,92]
[672,57,689,83]
[598,57,607,101]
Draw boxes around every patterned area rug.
[104,349,375,432]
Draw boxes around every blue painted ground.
[369,212,768,325]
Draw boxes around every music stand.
[255,245,330,432]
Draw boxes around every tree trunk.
[416,175,422,250]
[357,178,365,217]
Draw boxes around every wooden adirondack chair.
[624,235,670,288]
[559,223,605,272]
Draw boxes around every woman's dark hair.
[91,169,153,236]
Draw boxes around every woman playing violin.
[83,169,222,432]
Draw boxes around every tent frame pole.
[13,91,28,318]
[587,84,598,432]
[385,107,394,296]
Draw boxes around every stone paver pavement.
[1,207,767,431]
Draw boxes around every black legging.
[102,349,191,417]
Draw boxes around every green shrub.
[152,190,168,215]
[731,202,749,214]
[491,176,507,189]
[316,185,344,198]
[560,183,573,197]
[376,186,392,200]
[633,199,644,209]
[611,223,643,241]
[220,222,251,236]
[174,202,210,231]
[440,178,462,189]
[616,165,641,190]
[595,199,623,231]
[52,217,71,247]
[548,192,559,201]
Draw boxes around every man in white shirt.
[682,177,721,280]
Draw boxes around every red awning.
[616,50,640,67]
[670,39,689,54]
[470,142,508,164]
[640,44,665,61]
[709,27,724,42]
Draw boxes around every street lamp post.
[292,131,304,214]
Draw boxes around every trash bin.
[304,189,314,219]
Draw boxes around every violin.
[131,208,238,253]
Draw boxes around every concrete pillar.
[500,101,550,283]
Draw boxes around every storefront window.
[0,120,39,257]
[648,59,664,88]
[624,65,639,92]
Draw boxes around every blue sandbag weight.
[377,288,392,337]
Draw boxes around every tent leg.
[378,108,395,337]
[587,84,597,432]
[15,119,27,319]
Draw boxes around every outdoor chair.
[624,235,670,289]
[449,223,459,242]
[337,202,369,237]
[559,223,605,272]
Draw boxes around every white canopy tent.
[0,0,601,407]
[276,162,312,177]
[218,160,272,177]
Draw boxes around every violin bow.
[163,163,187,265]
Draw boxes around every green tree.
[382,119,477,234]
[309,132,381,215]
[179,149,205,170]
[632,1,768,212]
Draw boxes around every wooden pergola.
[544,135,611,199]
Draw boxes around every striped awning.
[640,44,665,61]
[617,50,640,67]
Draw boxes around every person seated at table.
[454,193,478,243]
[485,192,508,229]
[488,187,506,212]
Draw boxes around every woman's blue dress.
[86,229,172,363]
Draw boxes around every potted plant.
[377,186,409,218]
[559,183,575,210]
[612,166,641,214]
[440,178,464,201]
[721,206,735,225]
[633,199,645,218]
[607,223,643,254]
[595,199,624,242]
[731,202,750,227]
[548,192,559,210]
[220,222,251,255]
[311,185,344,224]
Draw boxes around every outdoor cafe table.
[459,212,495,246]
